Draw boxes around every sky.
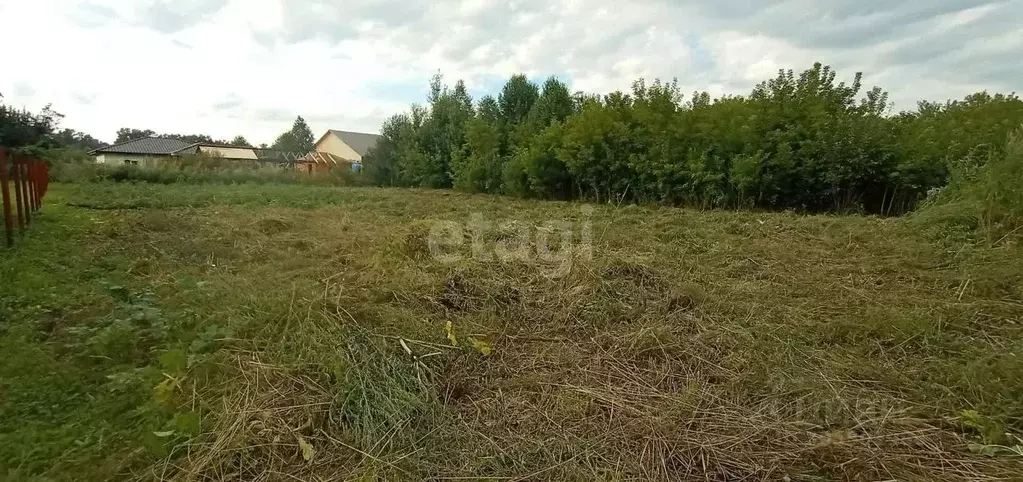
[1,0,1020,145]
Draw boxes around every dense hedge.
[364,63,1023,214]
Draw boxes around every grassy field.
[2,182,1022,481]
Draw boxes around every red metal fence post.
[0,148,14,247]
[22,159,32,222]
[12,154,26,233]
[37,161,45,209]
[30,160,41,211]
[27,161,35,212]
[20,160,32,225]
[42,162,49,199]
[26,161,36,213]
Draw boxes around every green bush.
[366,63,1023,214]
[915,128,1023,244]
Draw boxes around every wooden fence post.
[0,149,14,247]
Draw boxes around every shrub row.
[364,63,1023,214]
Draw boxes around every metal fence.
[1,146,50,248]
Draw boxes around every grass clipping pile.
[146,202,1021,481]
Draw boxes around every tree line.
[2,91,316,155]
[364,63,1023,214]
[0,93,104,151]
[112,117,315,153]
[111,116,314,152]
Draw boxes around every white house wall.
[198,146,258,159]
[95,154,169,167]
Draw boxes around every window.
[124,159,139,166]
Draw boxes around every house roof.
[91,137,193,155]
[173,142,246,153]
[329,130,381,157]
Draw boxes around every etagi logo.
[426,205,595,278]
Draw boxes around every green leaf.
[142,431,169,457]
[159,349,188,374]
[173,411,201,436]
[153,376,181,405]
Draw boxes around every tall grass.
[49,154,369,187]
[915,128,1023,244]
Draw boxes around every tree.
[453,115,502,193]
[114,128,225,145]
[53,128,104,150]
[627,78,686,202]
[509,76,575,154]
[359,65,1023,214]
[271,116,316,152]
[366,108,430,187]
[556,93,635,202]
[515,121,571,198]
[0,94,63,149]
[498,74,540,126]
[531,77,575,126]
[114,128,156,144]
[477,95,501,124]
[229,135,251,147]
[413,75,475,188]
[163,133,219,144]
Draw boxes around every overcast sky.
[1,0,1020,145]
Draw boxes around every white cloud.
[0,0,1019,145]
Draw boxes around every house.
[297,130,381,173]
[174,143,260,160]
[90,138,194,166]
[90,137,303,167]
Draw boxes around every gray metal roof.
[329,130,381,157]
[92,137,193,155]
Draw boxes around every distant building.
[173,143,260,160]
[90,138,193,166]
[297,130,381,173]
[89,138,303,167]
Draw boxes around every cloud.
[131,0,230,33]
[13,83,36,98]
[68,2,122,27]
[212,96,243,112]
[2,0,1019,145]
[72,92,97,105]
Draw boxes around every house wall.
[95,153,169,167]
[296,162,333,174]
[314,133,361,161]
[198,146,258,160]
